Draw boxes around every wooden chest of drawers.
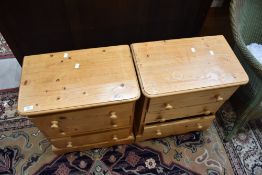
[131,35,249,141]
[18,45,140,154]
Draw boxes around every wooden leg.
[224,92,262,142]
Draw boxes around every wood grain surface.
[131,35,248,98]
[51,128,132,148]
[147,86,237,112]
[136,115,215,141]
[145,102,222,124]
[18,45,140,115]
[31,103,134,138]
[52,135,134,154]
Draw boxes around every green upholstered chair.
[225,0,262,141]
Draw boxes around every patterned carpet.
[0,88,261,175]
[0,32,14,59]
[216,104,262,175]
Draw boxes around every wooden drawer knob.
[51,121,59,129]
[67,141,73,148]
[112,124,118,128]
[203,109,211,115]
[113,135,118,141]
[60,131,66,136]
[110,112,118,120]
[156,129,162,136]
[197,123,203,129]
[110,112,118,128]
[158,116,166,122]
[216,95,224,102]
[165,103,173,110]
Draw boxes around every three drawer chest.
[18,45,140,154]
[131,35,249,141]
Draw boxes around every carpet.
[0,88,259,175]
[0,33,14,59]
[215,103,262,175]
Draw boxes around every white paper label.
[24,105,33,111]
[191,48,196,53]
[75,63,80,69]
[64,53,69,59]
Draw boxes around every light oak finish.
[132,36,249,141]
[147,86,237,113]
[52,135,134,154]
[145,102,222,124]
[31,103,134,138]
[51,128,131,148]
[18,45,140,153]
[133,95,149,135]
[18,45,140,116]
[136,115,215,141]
[131,35,248,98]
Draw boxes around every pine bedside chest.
[131,35,249,141]
[18,45,140,154]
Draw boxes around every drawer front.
[148,87,237,113]
[139,115,215,141]
[52,135,134,154]
[145,102,222,124]
[31,103,134,138]
[51,128,131,148]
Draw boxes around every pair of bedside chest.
[18,36,248,154]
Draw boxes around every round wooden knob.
[216,95,224,102]
[112,124,118,128]
[110,112,118,127]
[60,131,66,136]
[156,129,162,136]
[113,135,118,141]
[165,103,173,110]
[158,116,166,122]
[197,123,203,129]
[51,121,59,129]
[204,109,211,115]
[67,141,73,148]
[110,112,118,120]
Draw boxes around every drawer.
[52,135,134,154]
[51,128,131,149]
[145,102,222,124]
[31,103,134,138]
[136,115,215,141]
[148,87,237,113]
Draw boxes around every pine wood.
[52,135,134,154]
[18,45,140,116]
[148,86,237,112]
[133,95,149,135]
[51,128,131,148]
[31,103,134,138]
[132,36,249,140]
[18,45,140,153]
[145,102,222,124]
[131,35,248,98]
[136,115,215,141]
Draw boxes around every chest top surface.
[131,35,248,98]
[18,45,140,116]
